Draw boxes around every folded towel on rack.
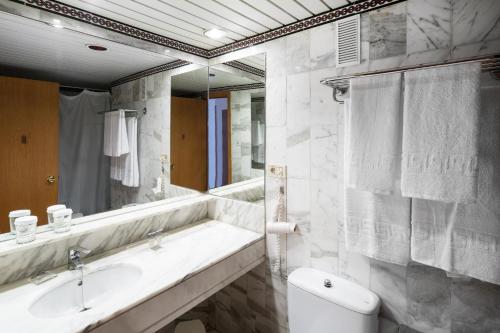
[344,98,411,265]
[347,72,403,194]
[103,110,129,157]
[401,63,481,203]
[345,188,411,265]
[411,80,500,284]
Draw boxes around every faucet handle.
[147,230,162,239]
[146,230,162,250]
[69,246,91,257]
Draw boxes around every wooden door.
[171,97,208,191]
[0,76,59,233]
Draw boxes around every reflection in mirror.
[0,12,198,241]
[170,67,209,191]
[170,54,265,204]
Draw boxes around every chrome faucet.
[68,246,91,270]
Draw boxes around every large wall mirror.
[0,12,204,240]
[0,11,265,242]
[170,54,266,204]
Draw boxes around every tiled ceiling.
[56,0,351,50]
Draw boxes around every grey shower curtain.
[59,90,110,216]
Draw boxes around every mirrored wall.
[170,54,266,204]
[0,10,266,242]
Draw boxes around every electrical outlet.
[267,165,286,178]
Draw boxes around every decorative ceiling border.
[17,0,405,59]
[224,61,265,78]
[210,83,265,92]
[111,60,191,87]
[206,0,405,57]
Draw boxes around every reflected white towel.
[252,120,265,146]
[120,117,139,187]
[103,110,129,157]
[411,81,500,284]
[344,98,411,266]
[402,63,481,203]
[347,73,403,194]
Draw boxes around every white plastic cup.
[14,216,38,244]
[52,208,73,233]
[47,204,66,230]
[8,210,31,235]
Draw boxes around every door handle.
[46,176,56,184]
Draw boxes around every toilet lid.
[174,320,206,333]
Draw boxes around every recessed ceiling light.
[51,19,64,29]
[86,44,108,51]
[204,28,226,40]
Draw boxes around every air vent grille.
[336,15,360,67]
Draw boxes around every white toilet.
[288,268,381,333]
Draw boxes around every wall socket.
[267,164,286,178]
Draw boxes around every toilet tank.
[288,268,380,333]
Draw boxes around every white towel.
[103,110,129,157]
[411,80,500,284]
[345,189,411,265]
[252,120,265,146]
[401,63,481,203]
[120,117,139,187]
[344,99,411,265]
[347,73,403,194]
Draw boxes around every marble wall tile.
[451,278,500,332]
[207,197,264,234]
[338,240,371,288]
[310,180,338,274]
[406,263,451,333]
[286,30,311,74]
[310,23,336,70]
[310,124,337,181]
[452,0,500,46]
[369,2,407,60]
[230,90,253,182]
[310,67,339,126]
[407,0,451,55]
[370,260,408,325]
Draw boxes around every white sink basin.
[29,264,142,318]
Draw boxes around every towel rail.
[97,107,147,117]
[321,54,500,104]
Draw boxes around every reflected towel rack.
[321,54,500,104]
[97,107,147,117]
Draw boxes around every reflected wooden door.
[171,96,208,191]
[0,76,59,233]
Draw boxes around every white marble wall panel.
[207,197,264,234]
[369,2,408,59]
[407,0,452,55]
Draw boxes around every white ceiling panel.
[322,0,350,10]
[268,0,312,20]
[0,12,178,88]
[296,0,329,14]
[53,0,349,50]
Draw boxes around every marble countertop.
[0,220,263,333]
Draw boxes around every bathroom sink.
[29,264,142,318]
